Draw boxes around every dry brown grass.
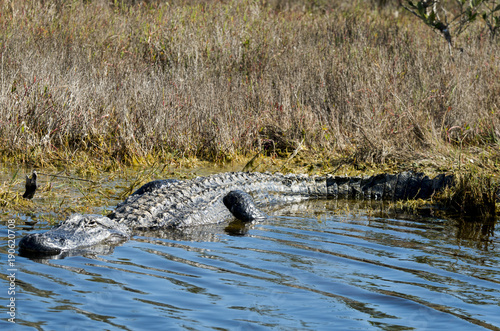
[0,0,498,166]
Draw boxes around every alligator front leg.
[223,190,268,222]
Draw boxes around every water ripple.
[1,199,499,330]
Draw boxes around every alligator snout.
[19,232,64,256]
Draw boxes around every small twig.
[279,139,304,172]
[330,150,358,176]
[331,161,345,176]
[37,172,96,183]
[242,151,261,172]
[352,123,376,149]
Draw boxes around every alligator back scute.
[382,174,398,200]
[348,176,363,199]
[403,172,425,200]
[417,175,435,199]
[370,173,387,200]
[325,176,339,198]
[116,179,179,209]
[326,176,363,199]
[287,175,315,197]
[338,177,352,198]
[312,176,328,197]
[431,174,449,192]
[359,176,374,200]
[394,172,409,200]
[393,171,420,200]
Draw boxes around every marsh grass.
[0,0,499,219]
[387,166,499,221]
[0,171,119,223]
[436,169,498,219]
[0,0,497,167]
[0,179,26,208]
[0,155,222,219]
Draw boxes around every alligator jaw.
[19,214,131,257]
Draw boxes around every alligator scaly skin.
[19,171,453,257]
[108,171,452,229]
[109,172,327,229]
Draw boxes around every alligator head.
[19,214,130,257]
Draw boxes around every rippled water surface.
[1,170,499,330]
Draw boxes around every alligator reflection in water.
[29,198,496,261]
[24,199,497,266]
[450,219,496,251]
[275,199,497,251]
[24,220,255,260]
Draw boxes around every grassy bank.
[0,0,498,170]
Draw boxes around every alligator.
[18,171,454,257]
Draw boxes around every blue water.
[1,199,500,330]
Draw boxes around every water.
[1,171,499,330]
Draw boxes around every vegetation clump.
[436,170,498,219]
[0,0,497,167]
[389,167,498,221]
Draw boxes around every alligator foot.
[223,190,268,222]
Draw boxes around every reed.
[0,0,498,168]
